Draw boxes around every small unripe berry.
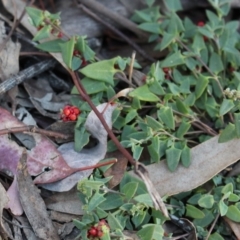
[197,21,205,27]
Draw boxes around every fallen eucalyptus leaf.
[131,135,240,197]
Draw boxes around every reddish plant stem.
[0,126,69,139]
[70,71,136,165]
[75,159,117,172]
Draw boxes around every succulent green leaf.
[107,213,124,231]
[88,192,106,212]
[33,25,51,41]
[121,182,138,200]
[218,123,237,143]
[219,199,228,216]
[157,106,175,130]
[80,58,119,85]
[147,136,160,163]
[36,39,65,52]
[128,85,159,102]
[60,37,75,69]
[198,194,214,209]
[164,0,182,12]
[176,121,191,139]
[160,33,175,50]
[138,22,161,34]
[209,52,224,74]
[166,146,182,172]
[26,7,44,27]
[234,113,240,138]
[161,52,185,67]
[132,144,144,161]
[226,205,240,222]
[74,126,90,152]
[181,145,191,167]
[219,99,234,116]
[186,204,205,219]
[195,75,209,99]
[75,37,95,61]
[137,224,164,240]
[209,232,224,240]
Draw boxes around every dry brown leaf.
[131,136,240,196]
[104,150,128,188]
[0,183,9,240]
[17,150,60,240]
[224,217,240,239]
[44,188,84,215]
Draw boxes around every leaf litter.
[2,0,240,239]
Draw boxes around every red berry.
[162,67,169,73]
[69,114,77,121]
[73,107,80,115]
[97,230,104,238]
[37,25,43,31]
[57,32,63,38]
[197,21,205,27]
[63,108,70,116]
[82,58,87,66]
[73,50,80,56]
[142,76,147,82]
[88,227,98,236]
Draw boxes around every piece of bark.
[17,150,60,240]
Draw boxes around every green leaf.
[146,116,163,131]
[75,37,95,61]
[166,146,182,172]
[107,213,124,231]
[221,183,233,194]
[176,99,189,114]
[146,0,155,7]
[219,199,228,216]
[132,144,144,161]
[195,75,209,99]
[229,193,240,202]
[147,136,160,163]
[164,0,182,12]
[80,58,118,85]
[132,211,148,228]
[157,107,175,130]
[226,205,240,222]
[186,204,205,219]
[198,194,214,209]
[192,34,206,54]
[219,99,234,116]
[88,192,106,212]
[218,123,237,143]
[81,78,107,94]
[99,193,124,210]
[121,182,138,200]
[234,113,240,138]
[138,22,160,34]
[125,110,138,124]
[36,39,65,52]
[181,145,191,167]
[209,52,224,74]
[74,126,90,152]
[176,121,191,138]
[137,224,164,240]
[161,52,185,67]
[26,7,44,26]
[193,209,215,228]
[209,232,224,240]
[60,37,75,69]
[159,33,175,50]
[33,25,51,41]
[148,80,165,95]
[128,85,159,102]
[134,194,153,207]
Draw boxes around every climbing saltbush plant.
[26,0,240,238]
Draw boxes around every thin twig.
[0,126,69,139]
[205,213,220,240]
[2,216,31,229]
[128,51,136,84]
[79,4,155,63]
